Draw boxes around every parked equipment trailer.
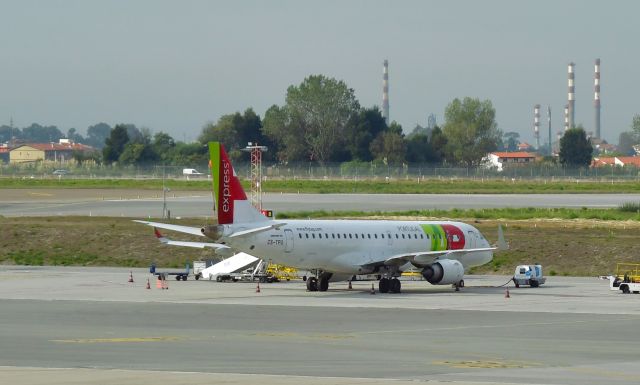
[609,263,640,294]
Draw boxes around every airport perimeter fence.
[2,161,640,182]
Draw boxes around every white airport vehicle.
[609,263,640,294]
[135,142,507,294]
[512,264,546,288]
[182,168,204,177]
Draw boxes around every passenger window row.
[297,232,433,240]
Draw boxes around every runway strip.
[2,191,640,217]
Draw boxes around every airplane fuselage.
[224,219,493,275]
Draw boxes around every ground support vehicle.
[609,263,640,294]
[150,263,190,281]
[512,264,546,288]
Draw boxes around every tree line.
[4,74,602,168]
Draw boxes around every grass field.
[1,215,638,276]
[3,177,640,194]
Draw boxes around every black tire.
[195,274,200,281]
[302,276,307,282]
[175,276,180,281]
[390,278,401,293]
[306,277,318,292]
[530,280,539,288]
[216,276,222,282]
[515,283,520,288]
[622,285,630,294]
[379,278,390,293]
[319,278,329,292]
[458,280,465,288]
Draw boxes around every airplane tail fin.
[497,225,509,251]
[209,142,270,225]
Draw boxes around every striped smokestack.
[382,59,389,125]
[594,58,601,139]
[567,62,575,129]
[564,104,569,132]
[534,104,541,150]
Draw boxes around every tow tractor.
[609,263,640,294]
[512,264,546,288]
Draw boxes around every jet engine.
[201,225,225,241]
[421,259,464,285]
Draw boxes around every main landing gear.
[307,272,332,292]
[378,277,401,294]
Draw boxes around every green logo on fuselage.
[420,224,447,251]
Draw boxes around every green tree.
[263,74,360,164]
[66,128,85,143]
[263,105,307,162]
[370,128,406,165]
[632,114,640,138]
[442,97,501,166]
[429,126,448,163]
[559,127,593,167]
[86,123,112,149]
[22,123,64,143]
[199,108,272,161]
[618,131,638,155]
[343,107,388,161]
[503,132,520,152]
[102,125,129,164]
[152,132,176,162]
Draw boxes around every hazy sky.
[1,0,638,145]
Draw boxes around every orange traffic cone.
[156,277,162,289]
[145,278,151,290]
[256,283,261,293]
[128,271,134,283]
[370,283,376,295]
[505,288,510,298]
[348,281,352,290]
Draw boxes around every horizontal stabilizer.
[133,220,204,237]
[153,227,230,250]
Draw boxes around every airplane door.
[386,230,393,246]
[284,229,294,253]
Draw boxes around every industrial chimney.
[534,104,541,150]
[594,58,601,139]
[547,106,552,155]
[382,59,389,125]
[567,62,575,129]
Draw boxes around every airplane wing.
[152,228,230,250]
[384,247,497,267]
[133,220,204,237]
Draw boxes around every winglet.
[497,224,509,251]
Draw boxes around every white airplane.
[135,142,506,293]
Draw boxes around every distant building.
[517,142,533,152]
[592,156,640,168]
[0,144,10,164]
[9,140,95,164]
[484,152,537,171]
